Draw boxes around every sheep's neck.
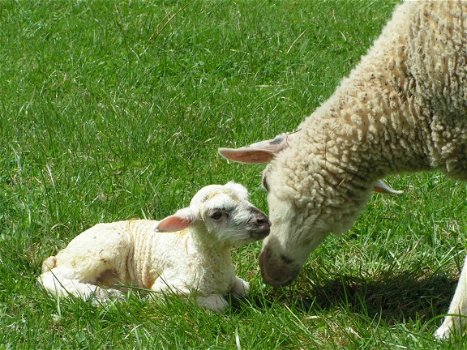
[302,88,433,183]
[299,26,435,182]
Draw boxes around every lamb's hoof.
[434,325,450,340]
[196,295,228,313]
[232,279,250,297]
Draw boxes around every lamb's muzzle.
[247,208,271,239]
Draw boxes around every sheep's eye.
[210,211,223,220]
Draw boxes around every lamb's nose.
[256,214,269,225]
[255,214,271,234]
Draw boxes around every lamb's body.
[39,183,270,311]
[220,1,466,339]
[41,220,235,298]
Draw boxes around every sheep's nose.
[259,244,300,287]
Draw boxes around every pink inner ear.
[218,148,275,164]
[157,215,192,232]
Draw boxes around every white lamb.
[220,0,466,339]
[38,182,270,311]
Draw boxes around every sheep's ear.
[156,208,194,232]
[373,180,403,195]
[219,133,292,164]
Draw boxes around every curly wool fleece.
[220,0,465,340]
[273,0,466,230]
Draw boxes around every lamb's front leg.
[151,275,190,295]
[231,276,250,297]
[435,255,467,339]
[151,277,228,311]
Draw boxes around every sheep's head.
[156,182,270,247]
[219,134,401,286]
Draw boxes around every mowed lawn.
[1,0,465,348]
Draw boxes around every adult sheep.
[219,0,466,339]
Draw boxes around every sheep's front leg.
[231,276,250,297]
[196,294,228,312]
[434,255,467,340]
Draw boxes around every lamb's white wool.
[38,182,270,312]
[220,1,466,338]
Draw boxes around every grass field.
[1,0,466,348]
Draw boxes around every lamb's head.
[219,134,401,286]
[156,182,270,247]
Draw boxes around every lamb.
[38,182,270,311]
[219,0,466,339]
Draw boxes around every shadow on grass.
[241,270,458,324]
[307,272,456,323]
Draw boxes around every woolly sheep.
[219,0,466,339]
[38,182,270,311]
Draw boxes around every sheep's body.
[220,0,466,339]
[292,0,466,192]
[39,183,270,311]
[269,0,466,235]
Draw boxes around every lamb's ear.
[224,181,249,200]
[156,208,194,232]
[219,133,292,164]
[373,180,403,195]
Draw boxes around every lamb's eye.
[210,211,223,220]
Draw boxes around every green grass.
[1,0,465,348]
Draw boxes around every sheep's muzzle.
[259,244,300,287]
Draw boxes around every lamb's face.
[192,183,271,247]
